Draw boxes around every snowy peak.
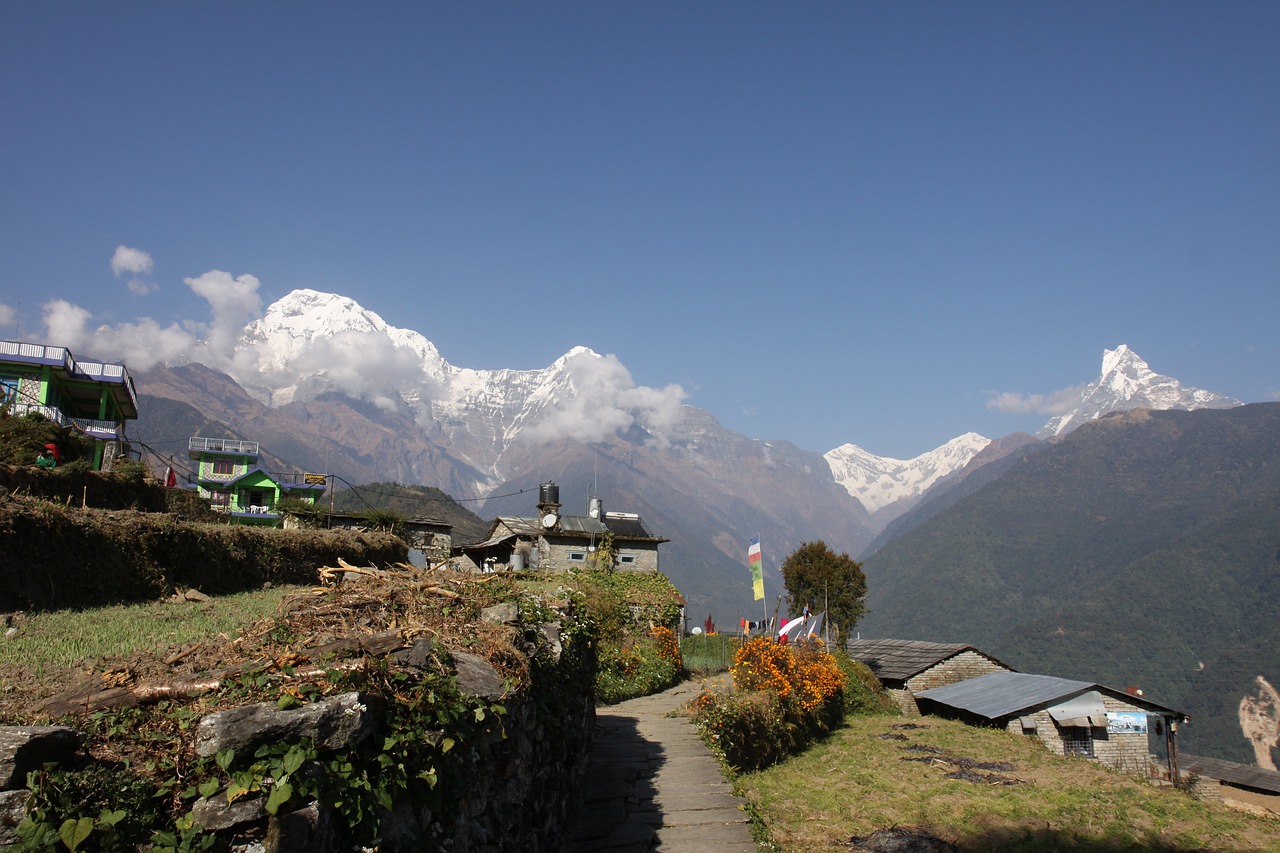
[1038,345,1241,438]
[825,432,991,516]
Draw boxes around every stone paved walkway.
[569,678,757,852]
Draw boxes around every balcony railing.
[6,403,123,439]
[189,437,260,455]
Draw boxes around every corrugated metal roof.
[917,671,1099,719]
[917,671,1186,720]
[1180,753,1280,795]
[845,638,1005,682]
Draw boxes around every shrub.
[595,625,684,705]
[689,636,847,772]
[831,650,899,716]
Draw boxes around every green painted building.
[0,339,138,470]
[187,436,327,525]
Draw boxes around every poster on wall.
[1106,711,1148,734]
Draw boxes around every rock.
[191,794,267,831]
[391,638,436,670]
[196,693,377,758]
[849,827,959,853]
[481,603,518,624]
[0,788,31,847]
[452,652,506,700]
[266,802,334,853]
[0,726,84,789]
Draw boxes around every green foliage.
[831,651,899,716]
[595,626,683,705]
[0,412,90,466]
[17,762,164,851]
[780,540,866,646]
[276,495,325,528]
[360,507,406,539]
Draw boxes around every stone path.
[569,678,757,852]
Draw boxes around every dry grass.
[739,715,1280,852]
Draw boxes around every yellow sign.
[304,473,327,485]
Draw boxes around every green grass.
[738,715,1280,852]
[0,586,307,689]
[681,633,738,674]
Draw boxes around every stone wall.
[0,611,595,851]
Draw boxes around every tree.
[780,540,867,647]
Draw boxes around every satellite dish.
[541,513,558,528]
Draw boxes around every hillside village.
[4,333,1280,848]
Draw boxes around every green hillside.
[859,403,1280,765]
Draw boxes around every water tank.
[511,552,526,571]
[588,497,602,519]
[539,482,560,506]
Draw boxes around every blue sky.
[2,2,1277,459]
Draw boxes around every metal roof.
[916,671,1185,720]
[917,672,1097,719]
[1180,753,1280,795]
[845,638,1008,682]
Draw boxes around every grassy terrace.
[740,714,1280,852]
[0,586,307,707]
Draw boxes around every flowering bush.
[690,636,847,771]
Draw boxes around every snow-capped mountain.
[231,289,687,483]
[825,432,991,522]
[1037,345,1242,438]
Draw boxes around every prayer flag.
[748,536,764,601]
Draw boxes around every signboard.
[1106,712,1148,734]
[304,473,328,485]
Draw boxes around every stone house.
[187,436,326,525]
[916,670,1187,777]
[845,638,1012,715]
[454,482,667,574]
[0,338,138,470]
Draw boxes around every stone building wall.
[1003,693,1154,775]
[906,652,1010,694]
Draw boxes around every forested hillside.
[859,403,1280,765]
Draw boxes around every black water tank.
[539,482,560,506]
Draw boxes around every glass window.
[212,458,234,475]
[568,551,587,562]
[618,553,637,565]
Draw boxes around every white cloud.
[111,246,154,277]
[40,300,93,351]
[127,279,158,296]
[281,329,430,404]
[0,304,14,329]
[986,385,1084,416]
[522,351,687,444]
[182,270,263,371]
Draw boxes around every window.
[568,551,587,563]
[212,458,235,476]
[618,553,637,565]
[210,490,231,508]
[1062,727,1094,757]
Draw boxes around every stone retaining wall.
[0,609,595,851]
